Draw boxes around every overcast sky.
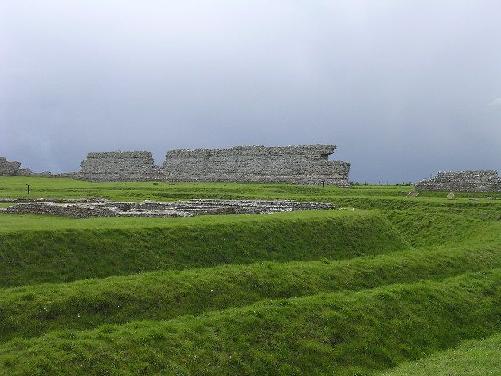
[1,1,500,182]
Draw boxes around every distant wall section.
[163,145,350,186]
[0,157,31,176]
[415,170,501,192]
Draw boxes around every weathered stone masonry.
[77,145,351,185]
[163,145,350,185]
[78,151,163,181]
[0,157,31,176]
[415,170,501,192]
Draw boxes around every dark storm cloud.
[1,1,500,182]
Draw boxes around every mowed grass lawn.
[0,177,500,375]
[2,176,501,203]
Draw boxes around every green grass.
[0,242,499,342]
[1,177,500,210]
[381,332,501,376]
[0,206,496,247]
[0,270,499,375]
[384,209,501,247]
[1,177,501,375]
[0,176,413,201]
[0,207,357,233]
[0,210,408,287]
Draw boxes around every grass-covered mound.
[0,270,499,375]
[0,242,499,341]
[1,177,500,375]
[381,332,501,376]
[384,209,501,247]
[0,210,407,287]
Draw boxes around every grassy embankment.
[381,332,501,376]
[0,271,499,375]
[0,176,500,375]
[0,243,499,342]
[0,210,407,287]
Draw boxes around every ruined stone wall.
[415,170,501,192]
[0,157,31,176]
[76,145,351,185]
[2,199,334,218]
[78,151,163,181]
[163,145,350,185]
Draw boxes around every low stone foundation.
[1,199,334,218]
[415,170,501,192]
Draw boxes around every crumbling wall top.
[166,144,337,160]
[85,151,154,159]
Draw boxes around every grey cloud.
[488,98,501,107]
[1,1,500,182]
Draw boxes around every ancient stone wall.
[163,145,350,185]
[77,151,163,181]
[76,145,351,185]
[415,170,501,192]
[0,157,31,176]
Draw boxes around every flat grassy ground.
[2,176,501,203]
[0,177,500,375]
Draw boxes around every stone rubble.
[415,170,501,192]
[1,199,335,218]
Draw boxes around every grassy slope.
[0,210,408,287]
[384,209,501,247]
[1,177,500,375]
[0,242,500,342]
[0,270,499,376]
[381,333,501,376]
[0,208,362,233]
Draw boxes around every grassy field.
[2,176,501,204]
[0,176,500,375]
